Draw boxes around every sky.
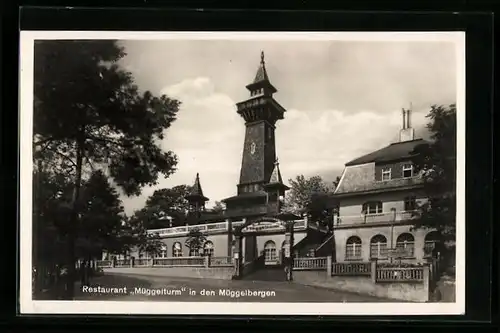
[116,38,457,215]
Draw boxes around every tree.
[411,104,456,267]
[211,201,225,214]
[76,171,126,268]
[283,175,337,232]
[283,175,331,216]
[332,176,342,190]
[33,40,181,298]
[32,169,74,296]
[133,185,193,230]
[184,228,207,256]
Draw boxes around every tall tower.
[235,51,286,194]
[222,51,288,217]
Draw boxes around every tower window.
[402,164,413,178]
[381,167,392,181]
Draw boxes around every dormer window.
[381,167,392,181]
[402,164,413,178]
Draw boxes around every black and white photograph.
[19,31,465,315]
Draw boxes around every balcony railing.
[334,210,420,226]
[293,257,327,270]
[147,219,309,237]
[152,257,205,267]
[376,266,424,282]
[332,262,372,276]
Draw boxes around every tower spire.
[269,158,284,185]
[253,50,270,84]
[185,173,209,209]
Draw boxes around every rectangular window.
[381,167,392,181]
[404,196,417,211]
[402,164,413,178]
[363,201,383,214]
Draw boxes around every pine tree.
[33,40,181,298]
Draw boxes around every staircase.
[293,225,332,257]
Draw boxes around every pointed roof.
[185,173,209,202]
[245,51,277,93]
[269,158,284,184]
[253,51,270,83]
[264,158,290,191]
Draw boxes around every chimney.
[402,108,406,129]
[399,104,415,142]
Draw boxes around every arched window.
[370,235,388,259]
[396,233,415,257]
[204,241,214,257]
[264,241,277,263]
[173,242,183,257]
[424,231,439,257]
[160,245,167,258]
[345,236,362,260]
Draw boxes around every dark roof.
[185,173,209,202]
[245,51,278,93]
[345,139,428,166]
[254,51,269,83]
[221,191,268,203]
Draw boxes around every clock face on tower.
[250,142,256,155]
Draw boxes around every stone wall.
[103,266,234,280]
[293,270,430,302]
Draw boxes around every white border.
[19,31,466,315]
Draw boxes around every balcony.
[333,210,420,226]
[147,219,309,238]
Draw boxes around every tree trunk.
[64,139,84,300]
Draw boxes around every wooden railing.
[152,257,205,267]
[334,210,420,226]
[376,266,424,282]
[97,256,235,268]
[134,258,151,267]
[209,256,233,266]
[96,260,113,268]
[147,218,309,238]
[332,262,371,276]
[293,257,327,270]
[115,259,130,267]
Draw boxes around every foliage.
[283,175,330,215]
[282,175,338,232]
[411,104,456,253]
[34,40,180,195]
[184,228,207,256]
[211,201,226,214]
[33,40,182,298]
[32,170,73,266]
[75,170,126,259]
[131,185,193,230]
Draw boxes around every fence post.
[326,256,332,276]
[205,255,210,268]
[423,264,431,301]
[370,259,377,283]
